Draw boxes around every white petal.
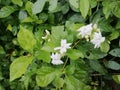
[51,60,63,65]
[54,47,61,50]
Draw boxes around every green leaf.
[48,0,58,12]
[79,0,89,18]
[89,60,106,74]
[98,19,114,32]
[69,0,79,12]
[64,76,90,90]
[36,66,61,87]
[10,56,33,81]
[0,6,15,18]
[113,2,120,18]
[22,17,35,23]
[25,1,33,16]
[108,31,119,41]
[113,75,120,84]
[90,0,97,8]
[51,26,66,41]
[32,0,46,14]
[105,61,120,70]
[35,50,50,63]
[102,1,115,19]
[68,14,85,23]
[67,49,84,60]
[53,77,64,89]
[18,10,27,21]
[100,41,110,53]
[0,85,5,90]
[0,45,5,55]
[17,26,37,52]
[6,24,12,32]
[109,48,120,57]
[65,65,75,75]
[64,76,80,90]
[11,0,23,7]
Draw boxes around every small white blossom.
[42,29,50,40]
[77,23,93,39]
[51,53,63,65]
[91,32,105,48]
[54,39,71,54]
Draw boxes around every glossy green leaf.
[64,76,80,90]
[108,31,119,41]
[17,26,37,52]
[89,60,106,74]
[113,2,120,18]
[11,0,23,7]
[18,11,27,21]
[113,75,120,84]
[69,0,79,12]
[90,0,97,8]
[102,1,115,19]
[64,76,90,90]
[105,61,120,70]
[6,24,12,32]
[32,0,46,14]
[35,50,50,63]
[51,26,66,41]
[53,77,64,89]
[0,6,15,18]
[79,0,89,18]
[25,1,33,16]
[10,56,33,81]
[36,66,61,87]
[65,65,75,75]
[48,0,58,12]
[67,49,84,60]
[109,48,120,57]
[100,41,110,53]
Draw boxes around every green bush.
[0,0,120,90]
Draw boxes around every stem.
[62,39,80,71]
[62,57,69,71]
[72,39,81,48]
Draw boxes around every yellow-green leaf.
[11,0,23,7]
[79,0,89,18]
[17,26,36,52]
[10,56,33,81]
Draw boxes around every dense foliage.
[0,0,120,90]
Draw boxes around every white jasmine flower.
[91,32,105,48]
[54,39,71,54]
[42,29,50,40]
[77,23,93,39]
[51,53,63,65]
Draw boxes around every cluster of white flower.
[51,39,71,65]
[91,32,105,48]
[44,24,105,65]
[77,24,93,39]
[77,23,105,48]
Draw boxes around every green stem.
[62,57,69,71]
[62,39,81,71]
